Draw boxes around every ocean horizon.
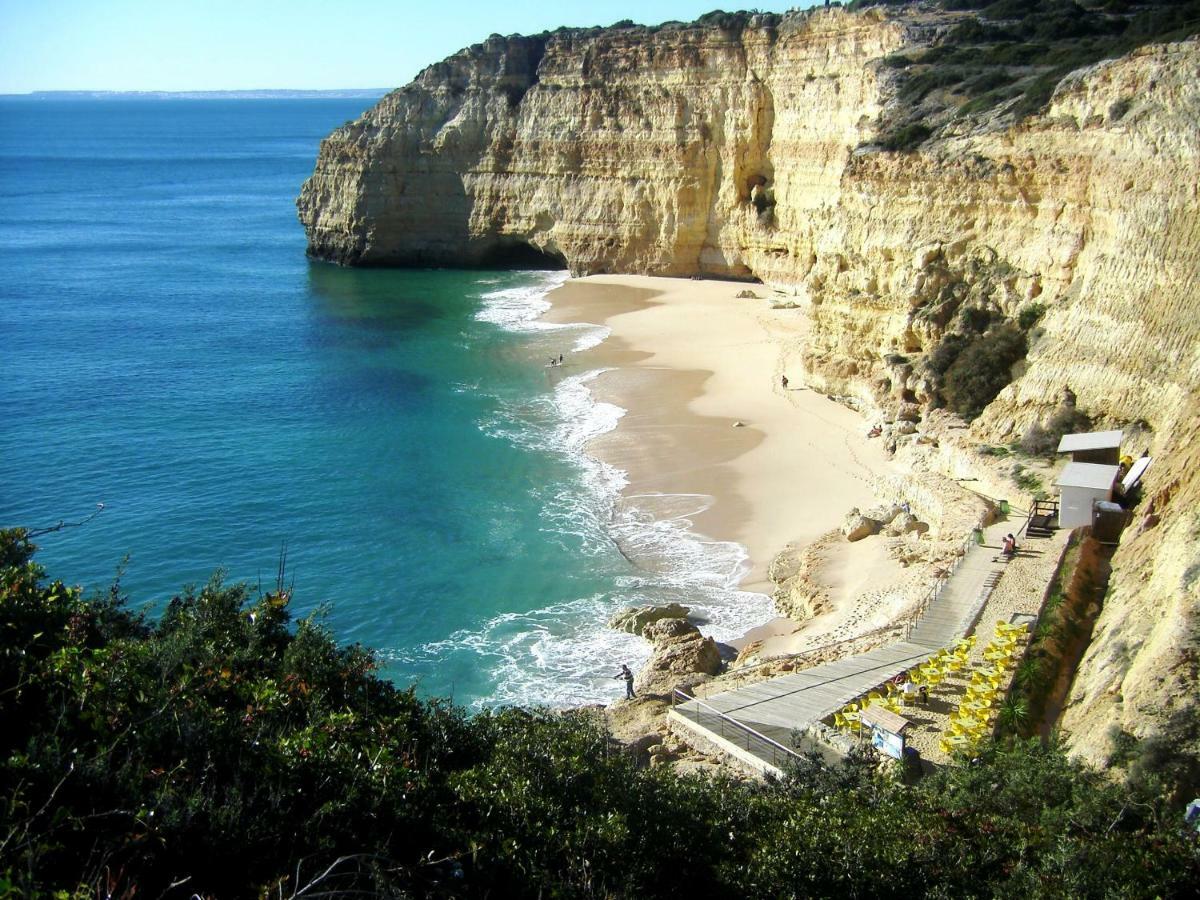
[0,97,768,710]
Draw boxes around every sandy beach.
[544,275,908,656]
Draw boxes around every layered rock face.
[299,11,1200,775]
[298,8,905,272]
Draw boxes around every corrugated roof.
[1057,462,1120,491]
[1056,429,1124,453]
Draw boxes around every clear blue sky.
[0,1,813,93]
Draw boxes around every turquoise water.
[0,98,770,708]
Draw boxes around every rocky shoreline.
[597,408,1059,773]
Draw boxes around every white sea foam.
[429,270,775,709]
[474,269,607,353]
[473,270,567,329]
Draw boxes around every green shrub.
[983,0,1042,18]
[926,331,970,376]
[942,323,1027,419]
[965,67,1017,93]
[959,304,993,333]
[920,43,979,65]
[4,530,1198,897]
[879,121,933,151]
[898,67,967,103]
[958,89,1009,115]
[979,40,1052,64]
[1020,402,1092,456]
[1018,301,1046,329]
[1011,67,1070,117]
[1011,462,1046,495]
[870,0,1200,145]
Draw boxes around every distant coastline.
[1,89,390,101]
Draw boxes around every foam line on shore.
[397,271,780,709]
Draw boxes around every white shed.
[1056,430,1123,465]
[1056,462,1119,528]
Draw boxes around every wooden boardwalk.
[671,521,1017,773]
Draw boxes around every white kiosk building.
[1056,429,1123,465]
[1056,462,1120,528]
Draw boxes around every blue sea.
[0,98,770,708]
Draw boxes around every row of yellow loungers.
[832,637,977,735]
[939,620,1030,757]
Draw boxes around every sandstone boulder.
[634,628,722,697]
[864,503,904,526]
[608,602,689,637]
[643,617,696,642]
[732,640,764,668]
[736,289,759,299]
[887,511,927,536]
[842,507,880,541]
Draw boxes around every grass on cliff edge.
[2,527,1197,897]
[860,0,1200,150]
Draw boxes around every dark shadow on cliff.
[477,239,567,270]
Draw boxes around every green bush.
[1020,402,1092,455]
[926,330,970,376]
[977,443,1012,457]
[3,530,1198,896]
[1018,300,1046,329]
[874,0,1200,132]
[981,40,1052,65]
[1011,461,1046,495]
[942,323,1027,419]
[898,67,967,103]
[959,304,993,333]
[965,67,1017,93]
[879,121,933,151]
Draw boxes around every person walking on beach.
[781,374,789,390]
[615,664,635,699]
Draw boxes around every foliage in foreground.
[1,529,1196,898]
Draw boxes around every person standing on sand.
[615,664,635,699]
[781,374,789,389]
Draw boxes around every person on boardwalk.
[615,664,635,699]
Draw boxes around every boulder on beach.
[842,507,880,542]
[634,626,722,697]
[608,602,690,637]
[643,617,696,642]
[887,511,927,536]
[864,503,904,527]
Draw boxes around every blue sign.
[871,726,905,760]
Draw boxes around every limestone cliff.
[298,9,907,272]
[299,7,1200,781]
